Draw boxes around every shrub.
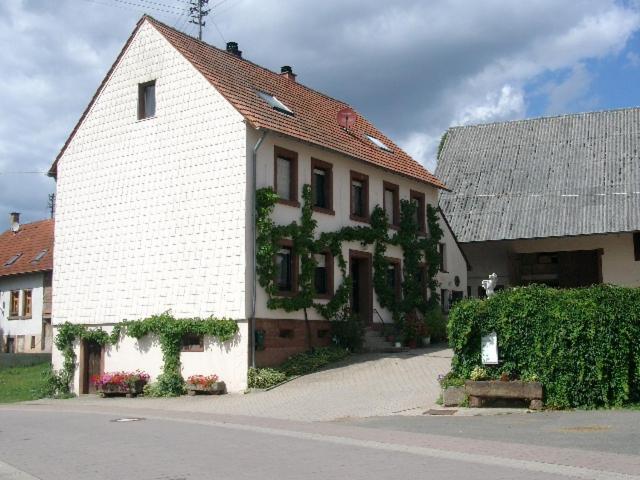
[330,310,364,352]
[278,347,350,377]
[425,306,447,342]
[247,367,286,389]
[448,284,640,408]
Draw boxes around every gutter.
[250,129,268,369]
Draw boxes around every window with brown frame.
[137,80,156,119]
[416,264,428,302]
[9,291,19,317]
[634,232,640,261]
[311,158,333,214]
[410,190,426,233]
[350,171,369,222]
[22,290,32,318]
[313,251,334,299]
[275,239,298,295]
[274,146,299,206]
[181,334,204,352]
[386,258,402,301]
[383,181,400,227]
[438,243,447,272]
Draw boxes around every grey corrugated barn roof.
[436,107,640,243]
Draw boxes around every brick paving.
[33,346,453,421]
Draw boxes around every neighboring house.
[0,214,54,354]
[48,16,466,393]
[436,108,640,297]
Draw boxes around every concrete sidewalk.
[28,346,453,421]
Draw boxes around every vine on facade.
[255,183,444,343]
[49,314,238,396]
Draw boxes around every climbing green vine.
[255,183,444,344]
[49,314,239,397]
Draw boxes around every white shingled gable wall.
[52,20,249,392]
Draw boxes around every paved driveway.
[31,346,452,422]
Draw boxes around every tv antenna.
[189,0,210,40]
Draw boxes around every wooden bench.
[465,380,543,410]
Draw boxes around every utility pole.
[189,0,210,41]
[47,193,55,219]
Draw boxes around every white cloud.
[454,85,526,126]
[541,63,593,115]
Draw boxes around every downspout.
[251,129,268,368]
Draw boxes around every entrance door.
[82,340,103,394]
[349,251,372,325]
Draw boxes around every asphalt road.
[1,404,639,480]
[350,410,640,456]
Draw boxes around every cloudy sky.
[1,0,640,222]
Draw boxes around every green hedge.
[448,285,640,408]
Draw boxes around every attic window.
[138,80,156,119]
[32,249,48,263]
[365,134,392,152]
[257,91,293,116]
[4,253,22,267]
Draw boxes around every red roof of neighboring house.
[0,219,54,278]
[49,16,446,190]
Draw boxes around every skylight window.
[32,249,48,263]
[257,91,293,116]
[365,134,392,152]
[4,253,22,267]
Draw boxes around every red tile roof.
[0,219,54,278]
[49,16,446,190]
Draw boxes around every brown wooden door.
[82,340,103,394]
[349,251,372,325]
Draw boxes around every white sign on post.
[481,332,498,365]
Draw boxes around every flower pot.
[394,341,402,348]
[422,336,431,347]
[186,381,227,396]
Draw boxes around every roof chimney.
[226,42,242,58]
[9,212,20,233]
[280,65,297,82]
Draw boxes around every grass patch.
[248,347,350,389]
[0,363,49,403]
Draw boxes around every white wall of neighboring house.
[436,213,468,313]
[52,21,249,392]
[250,130,467,324]
[464,232,640,296]
[0,273,46,353]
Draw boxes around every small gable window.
[138,80,156,119]
[257,91,293,116]
[4,253,21,267]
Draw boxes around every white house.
[0,214,54,354]
[49,16,466,393]
[436,109,640,295]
